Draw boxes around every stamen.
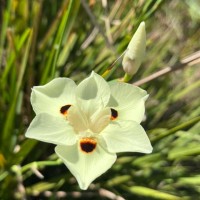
[110,108,118,120]
[80,138,97,153]
[60,105,71,116]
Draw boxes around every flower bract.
[26,72,152,190]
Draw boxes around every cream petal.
[76,72,110,106]
[108,81,148,123]
[75,99,101,121]
[90,107,111,133]
[31,78,76,117]
[67,105,89,132]
[55,142,117,190]
[25,113,77,145]
[73,99,111,133]
[101,120,153,153]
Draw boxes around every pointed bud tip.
[136,21,146,35]
[140,21,145,27]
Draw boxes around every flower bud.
[122,22,146,76]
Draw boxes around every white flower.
[122,21,146,75]
[25,72,152,190]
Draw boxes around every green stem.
[21,159,62,173]
[123,73,133,82]
[151,116,200,143]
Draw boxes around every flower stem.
[123,73,132,82]
[21,159,62,173]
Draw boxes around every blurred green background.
[0,0,200,199]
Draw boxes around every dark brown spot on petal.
[80,138,97,153]
[60,105,71,116]
[110,108,118,120]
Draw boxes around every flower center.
[80,138,97,153]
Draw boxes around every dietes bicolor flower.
[26,72,152,190]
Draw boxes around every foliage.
[0,0,200,199]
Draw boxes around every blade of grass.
[122,185,182,200]
[151,116,200,143]
[41,0,80,84]
[0,0,12,65]
[1,29,32,153]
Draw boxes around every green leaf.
[124,186,182,200]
